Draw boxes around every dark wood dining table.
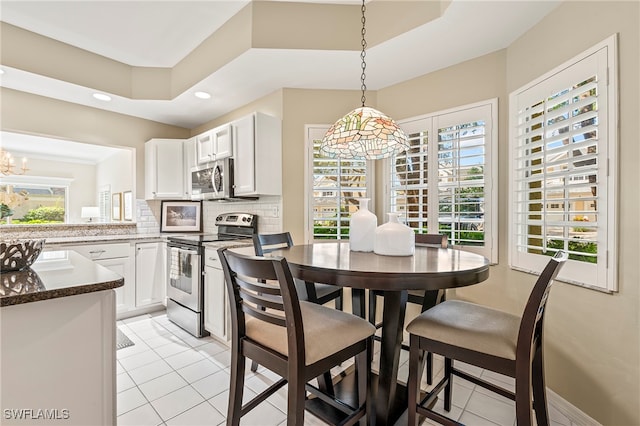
[233,241,490,425]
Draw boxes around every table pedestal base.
[305,371,410,426]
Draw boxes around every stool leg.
[228,350,246,426]
[368,291,378,326]
[444,357,453,411]
[408,335,424,426]
[532,345,549,426]
[335,289,343,311]
[426,351,433,385]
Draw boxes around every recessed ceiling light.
[93,93,111,102]
[194,91,211,99]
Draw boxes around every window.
[305,126,373,242]
[387,99,498,262]
[509,35,618,292]
[0,176,71,224]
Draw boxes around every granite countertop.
[0,250,124,307]
[203,239,253,249]
[45,233,165,245]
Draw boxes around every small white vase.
[374,213,415,256]
[349,198,377,252]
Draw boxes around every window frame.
[508,34,618,292]
[304,125,375,243]
[0,175,72,224]
[383,99,499,263]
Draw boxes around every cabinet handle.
[89,249,106,254]
[208,257,217,261]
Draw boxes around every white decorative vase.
[349,198,377,252]
[374,213,415,256]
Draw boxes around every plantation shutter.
[435,109,490,249]
[390,100,497,262]
[510,39,617,291]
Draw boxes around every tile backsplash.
[138,197,283,235]
[0,198,284,241]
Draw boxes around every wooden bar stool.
[406,251,568,426]
[218,248,375,426]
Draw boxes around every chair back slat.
[236,279,281,296]
[239,288,284,311]
[517,251,568,358]
[253,232,294,256]
[415,233,448,248]
[225,251,280,281]
[218,247,306,363]
[241,304,287,327]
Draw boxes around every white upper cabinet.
[232,112,282,197]
[196,123,232,164]
[145,138,189,200]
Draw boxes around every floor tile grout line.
[119,316,233,425]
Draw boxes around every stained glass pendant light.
[321,0,409,160]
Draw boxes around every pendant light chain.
[319,0,409,160]
[360,0,367,107]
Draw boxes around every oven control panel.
[215,212,255,228]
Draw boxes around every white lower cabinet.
[96,256,134,314]
[55,242,135,316]
[48,241,166,319]
[135,241,166,308]
[204,247,230,343]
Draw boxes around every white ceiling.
[0,0,560,160]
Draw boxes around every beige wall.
[0,88,189,196]
[376,2,639,424]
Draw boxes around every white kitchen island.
[1,250,123,426]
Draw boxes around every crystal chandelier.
[0,149,28,176]
[320,0,409,160]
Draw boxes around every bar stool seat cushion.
[406,300,520,360]
[246,301,375,365]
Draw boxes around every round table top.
[244,242,490,291]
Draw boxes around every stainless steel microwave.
[190,159,233,200]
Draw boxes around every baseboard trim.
[547,388,601,426]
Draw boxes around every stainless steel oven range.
[166,212,257,337]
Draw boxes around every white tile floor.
[116,312,578,426]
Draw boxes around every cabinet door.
[213,124,233,159]
[231,114,256,195]
[96,257,133,314]
[196,131,214,164]
[146,139,186,199]
[135,242,166,308]
[203,248,229,342]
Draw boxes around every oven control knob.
[216,215,223,222]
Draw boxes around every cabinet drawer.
[64,242,131,260]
